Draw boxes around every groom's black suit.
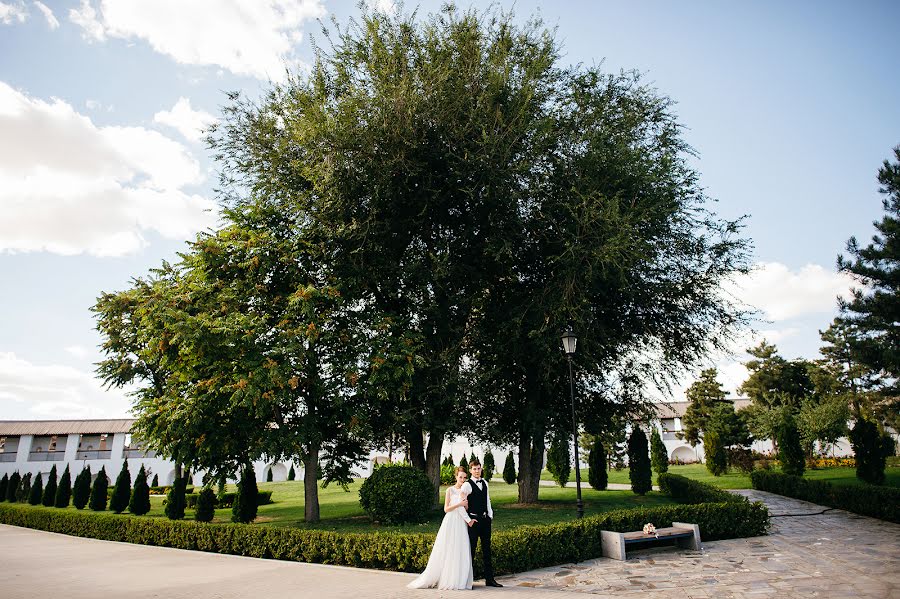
[466,477,495,583]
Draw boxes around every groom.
[465,458,503,587]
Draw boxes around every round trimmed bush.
[359,464,434,524]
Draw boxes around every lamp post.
[561,326,584,519]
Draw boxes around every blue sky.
[1,0,898,419]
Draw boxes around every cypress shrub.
[627,428,652,495]
[266,468,274,482]
[502,452,516,485]
[28,472,44,505]
[588,437,608,491]
[483,449,495,481]
[850,417,886,485]
[546,433,571,488]
[650,428,669,475]
[458,454,468,472]
[129,465,151,516]
[0,473,8,502]
[89,467,109,511]
[18,472,32,502]
[442,454,453,466]
[165,475,188,520]
[195,487,216,522]
[703,430,728,476]
[469,451,477,466]
[42,465,58,507]
[73,467,91,509]
[776,412,805,477]
[151,473,159,487]
[109,461,131,514]
[232,464,258,524]
[358,464,432,525]
[6,471,20,502]
[288,465,296,481]
[55,465,72,508]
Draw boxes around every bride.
[407,467,475,590]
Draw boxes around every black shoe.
[485,580,504,587]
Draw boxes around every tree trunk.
[303,444,320,523]
[174,463,182,481]
[407,425,426,469]
[517,369,546,504]
[425,430,445,506]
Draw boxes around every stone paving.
[498,490,900,598]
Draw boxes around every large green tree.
[681,369,728,446]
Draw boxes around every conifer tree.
[0,473,8,502]
[6,471,20,502]
[89,466,108,511]
[502,452,516,485]
[28,472,43,505]
[650,428,669,476]
[776,410,805,476]
[195,487,216,522]
[627,428,652,495]
[458,454,468,472]
[18,472,32,502]
[703,430,728,476]
[129,464,151,516]
[288,465,296,481]
[72,466,91,509]
[109,460,131,513]
[42,464,58,507]
[850,417,886,484]
[483,448,495,481]
[165,475,187,520]
[55,464,72,508]
[588,437,608,490]
[546,432,571,487]
[151,473,159,487]
[469,451,477,466]
[266,468,273,482]
[231,463,258,523]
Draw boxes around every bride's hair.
[454,466,467,476]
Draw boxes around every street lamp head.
[561,326,577,356]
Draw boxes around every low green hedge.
[658,473,743,504]
[0,498,768,575]
[750,470,900,523]
[183,491,273,509]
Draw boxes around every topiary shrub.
[5,472,19,503]
[266,468,274,482]
[628,428,652,495]
[231,463,258,524]
[72,467,90,509]
[195,487,216,522]
[0,473,7,502]
[483,449,495,481]
[288,465,296,481]
[18,472,32,502]
[28,472,44,505]
[503,452,516,485]
[650,428,668,476]
[850,417,886,485]
[165,475,188,520]
[546,432,571,488]
[588,437,607,491]
[42,465,58,507]
[776,411,805,477]
[89,467,109,511]
[458,454,468,473]
[703,430,727,476]
[359,464,434,524]
[151,473,159,487]
[129,465,151,516]
[109,460,131,514]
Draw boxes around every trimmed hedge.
[750,470,899,524]
[658,473,743,504]
[0,497,768,576]
[184,490,273,509]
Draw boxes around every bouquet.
[642,523,657,536]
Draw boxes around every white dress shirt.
[465,478,493,519]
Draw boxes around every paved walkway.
[501,490,900,598]
[2,490,897,598]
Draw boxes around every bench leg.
[672,522,701,551]
[600,530,626,560]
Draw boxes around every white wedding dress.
[407,485,474,590]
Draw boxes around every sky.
[1,0,898,420]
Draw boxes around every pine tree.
[89,466,108,511]
[231,463,258,523]
[502,452,516,485]
[73,466,91,509]
[682,369,727,446]
[109,460,131,513]
[28,472,43,505]
[6,471,20,502]
[627,428,652,495]
[650,427,669,476]
[55,464,72,508]
[483,448,495,481]
[0,473,8,502]
[288,465,296,481]
[703,430,728,476]
[195,487,216,522]
[18,472,32,502]
[165,475,188,520]
[469,451,477,466]
[850,417,886,484]
[42,465,58,507]
[546,432,571,487]
[151,473,159,487]
[458,454,468,472]
[776,410,805,477]
[442,454,452,467]
[588,437,608,491]
[266,468,274,482]
[129,464,151,516]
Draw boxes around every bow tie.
[472,479,482,484]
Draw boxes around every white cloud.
[64,345,89,360]
[69,0,326,79]
[726,261,854,321]
[33,1,57,29]
[154,97,217,143]
[0,1,27,24]
[0,351,130,419]
[0,81,218,257]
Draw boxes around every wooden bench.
[600,522,701,560]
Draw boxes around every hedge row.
[657,473,744,504]
[0,499,768,575]
[750,470,900,524]
[183,491,273,509]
